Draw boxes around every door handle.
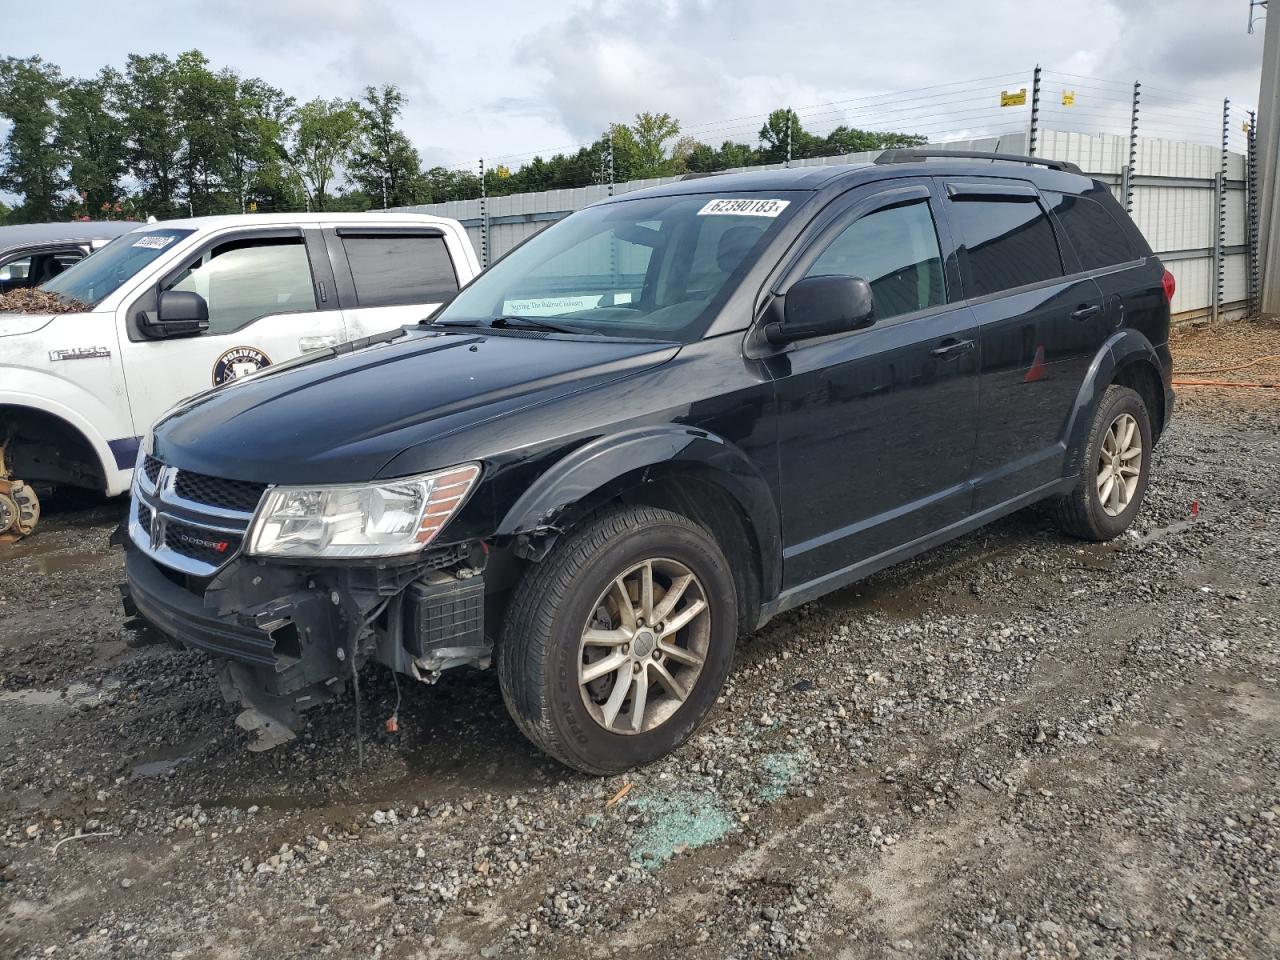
[930,338,975,360]
[1071,304,1101,320]
[299,335,339,352]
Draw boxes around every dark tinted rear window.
[948,198,1064,297]
[341,234,459,307]
[1044,192,1138,271]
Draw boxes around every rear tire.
[498,506,737,775]
[1051,385,1152,541]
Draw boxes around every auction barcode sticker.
[697,198,790,217]
[133,235,176,249]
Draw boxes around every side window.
[1044,192,1138,271]
[0,256,32,286]
[169,237,316,334]
[947,197,1064,297]
[805,199,945,322]
[341,234,459,307]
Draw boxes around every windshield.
[434,192,804,342]
[43,228,195,307]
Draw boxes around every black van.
[121,150,1175,773]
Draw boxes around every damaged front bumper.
[120,539,491,747]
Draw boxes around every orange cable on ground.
[1172,379,1279,389]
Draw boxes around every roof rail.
[874,148,1082,175]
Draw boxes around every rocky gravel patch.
[1,374,1277,959]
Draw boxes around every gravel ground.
[2,322,1278,960]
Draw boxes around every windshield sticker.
[503,295,604,316]
[213,346,271,386]
[132,235,176,250]
[697,198,790,218]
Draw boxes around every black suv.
[122,150,1174,773]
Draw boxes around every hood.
[153,328,679,484]
[0,312,58,338]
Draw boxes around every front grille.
[131,458,262,576]
[175,470,267,513]
[163,519,241,566]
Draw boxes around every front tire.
[1051,384,1152,541]
[498,506,737,775]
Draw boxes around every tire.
[498,505,737,775]
[1051,384,1152,541]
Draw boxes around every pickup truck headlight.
[246,463,481,559]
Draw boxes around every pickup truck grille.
[128,458,266,576]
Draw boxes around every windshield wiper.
[489,315,580,334]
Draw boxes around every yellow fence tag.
[1000,88,1027,107]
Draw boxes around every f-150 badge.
[49,346,111,361]
[213,346,271,386]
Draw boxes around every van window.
[805,199,945,321]
[948,198,1064,297]
[341,234,459,307]
[1044,192,1138,271]
[169,237,316,334]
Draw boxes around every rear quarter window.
[1044,192,1140,271]
[341,234,459,307]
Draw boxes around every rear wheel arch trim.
[1060,330,1165,477]
[495,425,782,600]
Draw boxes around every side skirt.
[757,477,1073,627]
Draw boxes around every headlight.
[247,463,481,559]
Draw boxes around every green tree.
[122,53,182,216]
[631,111,680,176]
[228,77,295,213]
[56,68,128,218]
[0,198,11,224]
[758,108,821,163]
[0,56,66,222]
[823,125,925,154]
[288,97,361,211]
[349,84,424,207]
[172,51,241,215]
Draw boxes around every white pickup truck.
[0,212,479,539]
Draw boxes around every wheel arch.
[0,399,114,492]
[1060,330,1167,478]
[495,425,782,629]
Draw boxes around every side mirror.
[142,290,209,338]
[765,275,874,345]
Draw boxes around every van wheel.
[1051,385,1152,541]
[498,506,736,775]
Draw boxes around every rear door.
[118,226,346,432]
[941,178,1104,509]
[323,226,461,339]
[770,180,981,587]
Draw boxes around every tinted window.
[948,198,1063,297]
[342,234,458,307]
[806,200,945,321]
[169,238,316,334]
[1044,192,1137,271]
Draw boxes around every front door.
[118,227,347,433]
[940,179,1105,508]
[770,181,980,589]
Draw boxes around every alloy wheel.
[578,558,711,735]
[1097,412,1142,517]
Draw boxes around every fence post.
[606,126,615,197]
[785,111,793,168]
[1213,99,1230,323]
[478,157,489,270]
[1123,81,1140,213]
[1028,65,1042,156]
[1247,109,1260,317]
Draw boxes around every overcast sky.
[3,0,1269,174]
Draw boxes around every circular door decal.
[213,346,271,386]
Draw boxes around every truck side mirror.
[143,290,209,339]
[765,275,874,345]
